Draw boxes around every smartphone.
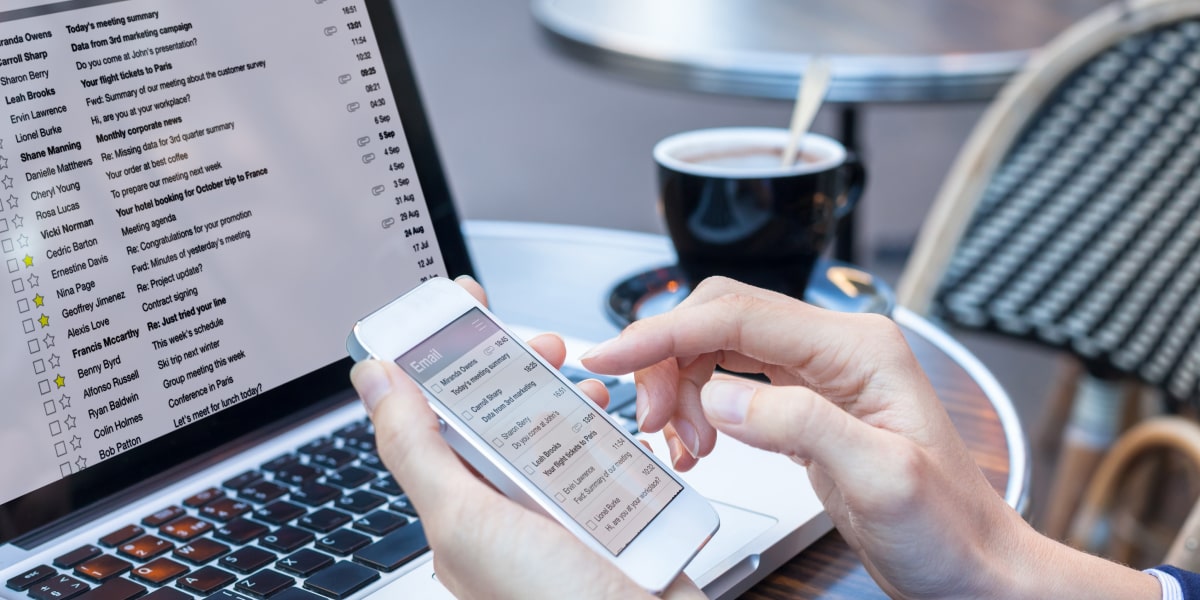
[347,278,719,592]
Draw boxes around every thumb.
[699,378,888,477]
[351,360,494,518]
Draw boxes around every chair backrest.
[898,0,1200,405]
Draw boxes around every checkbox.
[22,318,34,333]
[586,520,597,531]
[38,379,50,394]
[492,438,502,448]
[59,462,72,477]
[11,277,23,293]
[54,441,67,456]
[17,298,29,313]
[523,465,534,475]
[33,358,45,374]
[43,399,56,415]
[0,218,7,233]
[2,239,12,253]
[49,420,61,436]
[555,492,565,502]
[431,383,443,393]
[7,258,18,273]
[461,410,473,421]
[27,338,39,354]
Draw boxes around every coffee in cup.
[654,127,864,298]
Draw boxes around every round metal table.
[464,220,1029,598]
[531,0,1110,103]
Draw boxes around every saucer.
[605,259,896,327]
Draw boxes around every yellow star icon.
[23,255,33,268]
[33,294,43,307]
[54,374,65,388]
[38,314,49,328]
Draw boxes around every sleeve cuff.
[1146,568,1185,600]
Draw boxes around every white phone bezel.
[347,277,719,592]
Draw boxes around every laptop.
[0,1,831,598]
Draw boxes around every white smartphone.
[347,278,719,592]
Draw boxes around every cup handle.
[835,151,866,221]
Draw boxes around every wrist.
[988,515,1160,600]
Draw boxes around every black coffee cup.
[654,127,865,298]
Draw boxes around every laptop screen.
[0,0,473,542]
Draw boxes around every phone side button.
[435,418,447,434]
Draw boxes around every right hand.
[581,277,1157,599]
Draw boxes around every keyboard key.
[117,535,174,561]
[298,439,336,457]
[369,476,402,496]
[254,500,306,525]
[298,509,352,534]
[261,454,300,474]
[275,464,321,486]
[6,564,54,591]
[54,545,103,568]
[239,481,288,504]
[176,566,235,595]
[270,588,323,600]
[99,525,145,548]
[276,549,333,577]
[332,421,369,440]
[161,516,215,541]
[260,526,315,553]
[355,453,386,472]
[387,495,418,519]
[75,555,132,582]
[353,511,406,536]
[29,574,90,600]
[222,470,263,492]
[606,381,638,412]
[174,538,231,565]
[129,557,189,586]
[291,482,339,507]
[142,506,186,528]
[201,498,253,522]
[219,547,276,574]
[310,448,356,470]
[339,433,375,454]
[334,491,385,514]
[314,530,370,556]
[183,488,225,508]
[205,590,254,600]
[73,577,144,600]
[325,467,373,489]
[303,561,379,599]
[352,523,428,572]
[141,586,193,600]
[213,518,269,545]
[234,569,294,599]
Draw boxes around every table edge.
[894,306,1031,514]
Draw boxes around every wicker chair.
[897,0,1200,549]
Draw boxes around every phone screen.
[397,308,683,555]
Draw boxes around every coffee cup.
[654,127,865,298]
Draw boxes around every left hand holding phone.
[349,277,704,600]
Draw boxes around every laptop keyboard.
[6,366,636,600]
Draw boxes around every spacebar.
[353,523,429,572]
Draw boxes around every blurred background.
[389,0,1071,525]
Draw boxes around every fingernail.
[579,337,617,361]
[669,436,687,470]
[674,419,701,459]
[350,361,391,416]
[634,383,648,431]
[702,380,753,425]
[454,274,477,284]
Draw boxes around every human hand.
[350,277,703,600]
[580,277,1157,599]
